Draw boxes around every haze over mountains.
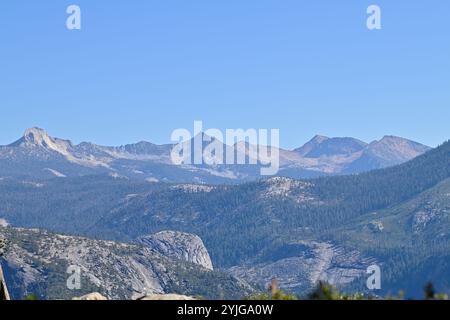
[0,127,431,183]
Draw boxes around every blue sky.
[0,1,448,148]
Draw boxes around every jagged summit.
[9,127,47,146]
[24,127,48,142]
[9,127,72,149]
[7,127,75,159]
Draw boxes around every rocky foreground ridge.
[0,227,253,300]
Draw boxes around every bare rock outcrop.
[137,294,196,300]
[73,292,108,300]
[137,231,213,270]
[229,240,377,294]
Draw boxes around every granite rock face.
[137,231,214,271]
[0,227,252,300]
[229,241,377,294]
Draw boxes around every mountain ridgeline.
[0,127,431,183]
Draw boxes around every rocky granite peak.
[8,127,74,155]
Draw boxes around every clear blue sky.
[0,1,448,148]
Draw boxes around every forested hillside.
[87,141,450,267]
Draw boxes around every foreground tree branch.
[0,238,11,300]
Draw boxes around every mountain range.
[0,130,448,298]
[0,127,431,183]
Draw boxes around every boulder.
[137,294,196,301]
[73,292,108,300]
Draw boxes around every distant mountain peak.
[375,135,429,147]
[367,135,431,159]
[25,126,45,135]
[311,134,330,142]
[8,127,52,147]
[342,136,432,174]
[378,135,406,142]
[295,135,367,158]
[22,127,53,146]
[8,127,74,157]
[293,135,330,156]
